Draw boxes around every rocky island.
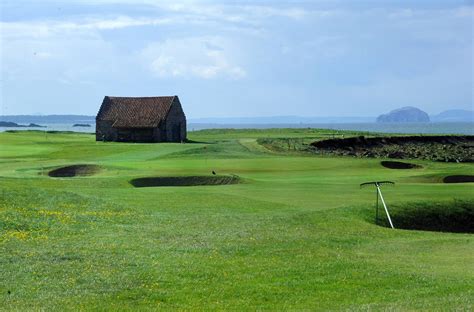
[377,106,430,123]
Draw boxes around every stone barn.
[96,96,187,143]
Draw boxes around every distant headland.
[0,121,46,128]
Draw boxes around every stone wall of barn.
[162,98,187,142]
[96,120,118,141]
[117,128,155,142]
[152,127,162,142]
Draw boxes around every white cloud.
[33,51,53,59]
[452,6,474,18]
[141,37,246,79]
[80,16,173,30]
[1,18,122,84]
[239,5,309,20]
[0,16,173,40]
[150,3,311,21]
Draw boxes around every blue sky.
[1,0,472,117]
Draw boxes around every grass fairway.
[0,129,473,310]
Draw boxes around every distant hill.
[431,109,474,122]
[377,107,430,123]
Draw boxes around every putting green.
[0,129,473,310]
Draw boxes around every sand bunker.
[130,175,241,187]
[377,200,473,233]
[443,175,474,183]
[48,164,101,177]
[381,161,421,169]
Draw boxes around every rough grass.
[310,135,474,162]
[0,129,473,310]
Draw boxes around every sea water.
[1,122,473,135]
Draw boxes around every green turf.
[0,129,473,310]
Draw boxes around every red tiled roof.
[97,96,176,128]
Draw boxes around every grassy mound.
[443,175,474,183]
[48,164,101,177]
[130,175,241,187]
[381,160,421,169]
[378,200,474,233]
